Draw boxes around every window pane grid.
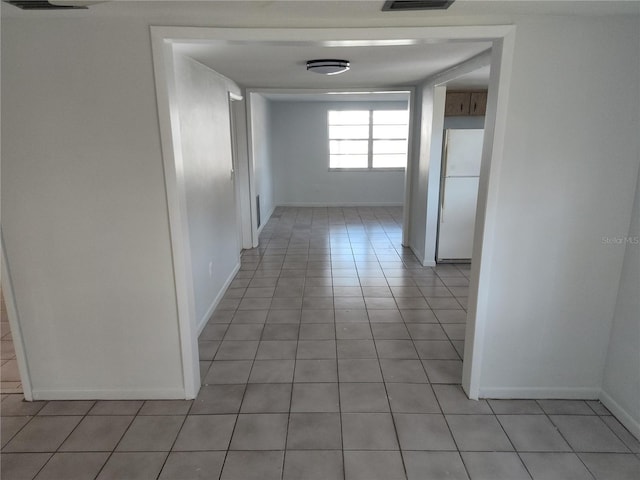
[329,109,408,170]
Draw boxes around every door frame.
[150,25,516,400]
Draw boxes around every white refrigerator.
[437,128,484,262]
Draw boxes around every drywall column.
[1,18,184,399]
[248,93,275,232]
[475,16,640,399]
[601,166,640,438]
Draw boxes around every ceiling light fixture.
[306,59,350,75]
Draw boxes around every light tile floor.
[1,206,639,479]
[1,290,23,395]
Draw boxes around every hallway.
[1,207,638,479]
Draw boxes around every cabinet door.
[445,92,471,116]
[470,92,488,116]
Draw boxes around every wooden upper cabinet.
[470,91,488,116]
[445,90,488,116]
[444,92,471,116]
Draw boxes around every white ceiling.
[172,39,492,89]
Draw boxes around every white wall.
[474,16,640,401]
[249,93,275,229]
[174,55,241,330]
[270,100,407,206]
[601,166,640,438]
[1,18,184,399]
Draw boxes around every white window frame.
[328,109,408,172]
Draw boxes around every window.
[328,109,409,170]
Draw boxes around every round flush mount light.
[306,59,350,75]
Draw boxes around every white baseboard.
[197,261,241,335]
[408,244,436,267]
[600,390,640,440]
[31,387,188,401]
[479,386,601,400]
[276,202,404,207]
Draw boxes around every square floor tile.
[367,310,402,324]
[422,360,462,384]
[344,451,406,480]
[338,359,383,382]
[0,395,46,416]
[158,451,225,480]
[223,324,264,341]
[198,341,220,360]
[116,415,184,451]
[297,340,336,359]
[375,340,418,359]
[340,383,390,413]
[380,359,428,383]
[221,451,284,480]
[335,310,369,323]
[96,452,167,480]
[406,323,447,340]
[37,401,95,416]
[191,385,244,414]
[335,324,372,340]
[261,324,299,340]
[446,415,513,451]
[550,415,629,452]
[138,400,192,416]
[433,310,467,323]
[301,309,335,323]
[60,416,133,452]
[34,452,109,480]
[342,413,399,450]
[241,384,292,413]
[337,340,377,359]
[294,359,338,383]
[256,340,298,360]
[520,452,594,480]
[249,359,295,383]
[399,310,437,323]
[266,310,301,324]
[283,450,343,480]
[403,451,469,480]
[386,383,439,413]
[498,414,571,452]
[4,416,82,452]
[230,414,288,450]
[538,400,594,415]
[299,324,335,340]
[215,340,259,360]
[393,413,456,450]
[432,385,492,414]
[461,452,531,480]
[414,341,459,360]
[578,453,640,480]
[203,361,252,384]
[1,453,52,480]
[89,400,143,416]
[173,415,236,451]
[199,323,229,341]
[1,416,31,448]
[487,399,543,415]
[291,383,340,413]
[600,416,640,453]
[232,310,268,323]
[287,413,342,449]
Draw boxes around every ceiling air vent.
[3,1,87,9]
[382,0,455,11]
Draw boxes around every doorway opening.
[150,25,515,399]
